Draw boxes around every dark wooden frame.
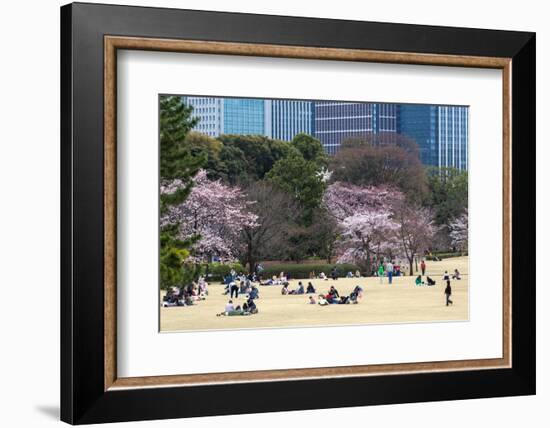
[61,2,536,424]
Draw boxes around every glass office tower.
[183,96,223,137]
[400,104,468,170]
[266,100,314,141]
[222,98,265,135]
[314,102,398,155]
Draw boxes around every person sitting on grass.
[281,283,290,295]
[415,275,424,286]
[162,288,184,307]
[346,271,354,278]
[309,271,316,279]
[243,297,258,315]
[326,294,339,304]
[328,285,340,299]
[319,272,327,280]
[337,295,351,304]
[217,300,245,316]
[355,270,361,278]
[260,277,274,286]
[317,295,329,306]
[290,281,305,295]
[308,295,316,304]
[350,285,364,300]
[306,282,316,294]
[349,289,361,304]
[452,269,462,280]
[248,286,259,300]
[426,276,436,286]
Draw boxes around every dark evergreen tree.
[159,96,205,289]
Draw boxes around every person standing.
[420,259,426,276]
[377,263,385,284]
[386,260,394,285]
[230,281,239,299]
[444,281,453,306]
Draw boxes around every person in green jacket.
[377,263,385,284]
[415,275,424,286]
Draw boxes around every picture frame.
[60,2,535,424]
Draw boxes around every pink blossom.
[161,170,258,262]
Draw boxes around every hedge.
[204,262,245,282]
[426,252,468,261]
[260,263,360,280]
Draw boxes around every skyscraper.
[399,104,468,170]
[222,98,265,135]
[266,100,314,141]
[183,96,223,137]
[313,102,399,155]
[183,96,265,137]
[436,106,468,171]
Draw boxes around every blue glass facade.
[267,100,314,141]
[399,104,439,166]
[437,106,468,170]
[314,102,398,155]
[181,96,468,170]
[223,98,265,135]
[399,104,468,170]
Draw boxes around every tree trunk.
[409,259,414,277]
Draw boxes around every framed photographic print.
[60,2,535,424]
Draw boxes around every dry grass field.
[160,256,469,332]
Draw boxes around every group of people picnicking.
[215,270,261,316]
[162,276,209,307]
[163,260,462,312]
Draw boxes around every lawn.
[160,256,469,332]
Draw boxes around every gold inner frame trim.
[104,35,512,391]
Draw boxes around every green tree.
[330,134,428,201]
[159,96,205,212]
[184,131,225,180]
[266,154,326,225]
[218,145,249,184]
[426,167,468,225]
[159,96,205,289]
[217,134,295,180]
[292,133,328,167]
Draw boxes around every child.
[317,295,329,306]
[308,295,316,305]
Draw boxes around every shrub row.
[426,252,468,261]
[204,262,245,282]
[260,263,360,280]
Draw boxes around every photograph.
[159,95,469,332]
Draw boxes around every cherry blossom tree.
[161,170,258,264]
[449,209,468,252]
[393,201,436,275]
[324,182,403,273]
